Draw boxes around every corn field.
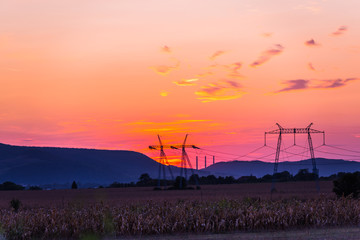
[0,197,360,239]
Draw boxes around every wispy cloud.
[275,79,309,93]
[314,78,359,89]
[153,155,182,166]
[224,62,243,79]
[209,50,226,61]
[196,72,213,78]
[332,26,348,36]
[250,44,284,67]
[130,119,211,125]
[305,39,320,47]
[160,91,169,97]
[275,78,359,93]
[173,78,199,86]
[202,62,243,79]
[308,62,316,71]
[129,119,214,135]
[150,61,179,76]
[161,45,171,53]
[262,32,273,38]
[195,79,245,102]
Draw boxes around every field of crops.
[1,181,358,239]
[0,181,333,208]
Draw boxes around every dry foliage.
[0,197,359,239]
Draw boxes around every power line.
[322,144,360,154]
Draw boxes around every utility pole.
[196,156,198,170]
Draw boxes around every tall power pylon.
[149,134,200,189]
[265,123,325,192]
[148,135,175,189]
[169,134,200,189]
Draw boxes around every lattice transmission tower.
[149,134,200,189]
[264,123,325,192]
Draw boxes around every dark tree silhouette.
[71,181,78,189]
[333,172,360,198]
[294,169,317,181]
[173,176,187,189]
[0,181,25,191]
[189,174,199,185]
[138,173,151,186]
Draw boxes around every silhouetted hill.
[0,143,190,187]
[204,158,360,178]
[1,143,359,188]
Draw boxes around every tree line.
[108,169,345,188]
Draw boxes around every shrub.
[10,198,21,212]
[333,172,360,198]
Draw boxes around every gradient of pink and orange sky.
[1,1,360,166]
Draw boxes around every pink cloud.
[262,32,273,38]
[224,62,243,79]
[275,78,359,93]
[161,45,171,53]
[275,79,309,93]
[315,78,359,89]
[305,39,320,47]
[332,26,348,36]
[250,44,284,67]
[308,63,316,71]
[209,50,226,61]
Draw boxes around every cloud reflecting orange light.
[195,79,245,102]
[150,63,179,76]
[173,78,199,86]
[129,119,215,135]
[161,45,171,53]
[153,155,182,166]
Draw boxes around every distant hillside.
[204,158,360,178]
[1,143,359,188]
[0,143,193,187]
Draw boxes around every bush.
[333,172,360,198]
[10,198,21,212]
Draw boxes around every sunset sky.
[1,0,360,167]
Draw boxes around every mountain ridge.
[1,143,359,188]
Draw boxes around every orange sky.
[1,1,360,167]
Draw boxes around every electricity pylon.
[148,135,174,189]
[167,134,200,189]
[149,134,200,189]
[265,123,325,193]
